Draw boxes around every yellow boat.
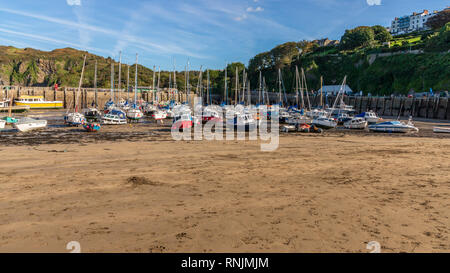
[15,95,63,109]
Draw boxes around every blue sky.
[0,0,447,70]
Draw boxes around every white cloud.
[234,14,248,21]
[67,0,81,6]
[246,6,264,12]
[366,0,381,6]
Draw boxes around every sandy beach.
[0,121,449,253]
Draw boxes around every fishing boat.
[102,108,127,125]
[368,120,419,133]
[433,126,450,133]
[344,117,368,129]
[12,117,47,132]
[82,121,101,132]
[14,95,63,109]
[356,111,381,124]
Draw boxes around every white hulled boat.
[344,117,368,129]
[13,117,47,132]
[368,120,419,133]
[433,126,450,133]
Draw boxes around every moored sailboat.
[64,55,87,126]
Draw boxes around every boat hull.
[433,127,450,133]
[312,119,337,129]
[0,106,30,113]
[15,101,63,109]
[368,126,418,133]
[83,122,101,132]
[13,120,47,132]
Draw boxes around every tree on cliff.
[425,22,450,52]
[372,25,392,43]
[340,26,375,50]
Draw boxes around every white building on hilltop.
[390,9,439,35]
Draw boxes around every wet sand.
[0,115,449,253]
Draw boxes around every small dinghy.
[64,112,86,126]
[433,126,450,133]
[344,117,368,129]
[13,117,47,132]
[369,120,419,133]
[83,121,101,132]
[2,116,18,124]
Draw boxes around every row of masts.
[86,54,327,108]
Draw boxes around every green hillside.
[1,22,449,96]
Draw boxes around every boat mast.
[320,76,323,108]
[247,80,251,106]
[278,69,282,107]
[263,77,267,105]
[258,70,262,105]
[224,64,227,105]
[94,60,97,107]
[118,51,122,102]
[134,53,138,104]
[235,67,238,105]
[110,60,114,103]
[301,68,311,111]
[242,70,246,104]
[157,66,161,103]
[207,69,210,106]
[295,66,299,108]
[152,66,156,103]
[261,74,265,105]
[329,76,347,116]
[298,68,305,109]
[173,62,177,101]
[187,60,190,105]
[127,64,130,101]
[75,55,87,113]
